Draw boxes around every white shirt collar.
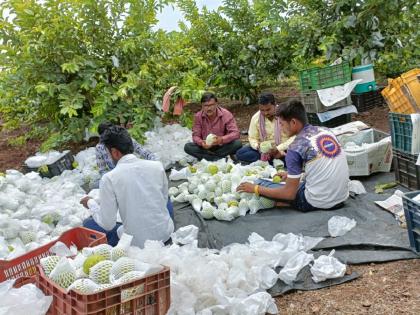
[116,154,137,166]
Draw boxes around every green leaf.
[35,84,49,94]
[24,9,34,16]
[61,62,80,74]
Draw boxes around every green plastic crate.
[299,62,352,92]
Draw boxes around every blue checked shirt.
[96,138,158,177]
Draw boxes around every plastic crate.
[13,276,37,288]
[401,68,420,107]
[340,129,392,176]
[24,151,75,178]
[299,62,351,92]
[37,265,170,315]
[393,149,420,190]
[402,191,420,253]
[307,113,352,128]
[301,91,351,113]
[381,78,419,114]
[0,227,106,282]
[351,90,385,112]
[388,113,419,154]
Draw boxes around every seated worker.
[94,122,173,218]
[236,92,295,163]
[96,121,158,177]
[237,99,349,211]
[184,92,242,161]
[81,126,174,247]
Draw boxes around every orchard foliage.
[0,0,418,149]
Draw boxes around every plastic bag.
[310,250,346,283]
[166,280,197,315]
[0,279,53,315]
[348,180,366,195]
[259,141,273,154]
[278,251,314,284]
[49,257,76,289]
[328,216,357,237]
[49,241,77,257]
[169,168,190,181]
[171,225,199,245]
[230,292,278,315]
[24,155,48,168]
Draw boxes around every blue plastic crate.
[402,191,420,253]
[388,113,418,154]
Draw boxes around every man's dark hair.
[98,121,114,135]
[101,126,134,155]
[276,99,308,124]
[201,92,217,103]
[258,92,275,106]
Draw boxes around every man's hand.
[276,171,288,181]
[214,136,223,146]
[236,182,256,194]
[201,140,212,149]
[271,150,286,159]
[80,196,92,209]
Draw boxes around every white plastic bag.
[169,168,190,181]
[328,216,357,237]
[171,225,199,245]
[310,250,346,283]
[49,241,77,257]
[230,292,278,315]
[348,180,366,195]
[278,251,314,284]
[0,279,53,315]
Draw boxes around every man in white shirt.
[81,126,174,247]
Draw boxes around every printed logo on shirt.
[316,134,341,158]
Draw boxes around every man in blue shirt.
[237,100,349,211]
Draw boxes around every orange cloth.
[162,86,178,113]
[173,97,186,116]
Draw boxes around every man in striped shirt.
[95,122,158,177]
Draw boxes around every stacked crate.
[382,69,420,114]
[299,62,353,128]
[384,69,420,190]
[389,113,420,190]
[351,89,386,112]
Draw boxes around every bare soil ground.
[0,87,418,314]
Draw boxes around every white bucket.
[352,64,375,83]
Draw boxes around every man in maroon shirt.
[184,92,242,161]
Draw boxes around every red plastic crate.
[13,276,37,287]
[0,227,106,281]
[37,265,171,315]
